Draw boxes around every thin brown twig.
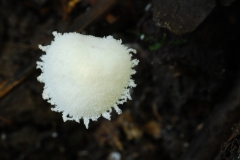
[68,0,118,32]
[0,115,11,124]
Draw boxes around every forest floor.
[0,0,240,160]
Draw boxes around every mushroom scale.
[37,31,139,128]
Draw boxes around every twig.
[68,0,119,32]
[0,115,12,124]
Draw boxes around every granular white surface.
[37,32,139,128]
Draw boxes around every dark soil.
[0,0,240,160]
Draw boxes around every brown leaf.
[143,121,161,138]
[94,121,123,150]
[118,111,142,140]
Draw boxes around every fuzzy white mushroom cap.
[37,31,139,128]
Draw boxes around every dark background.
[0,0,240,160]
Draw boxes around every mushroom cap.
[37,32,139,128]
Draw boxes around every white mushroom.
[37,31,139,128]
